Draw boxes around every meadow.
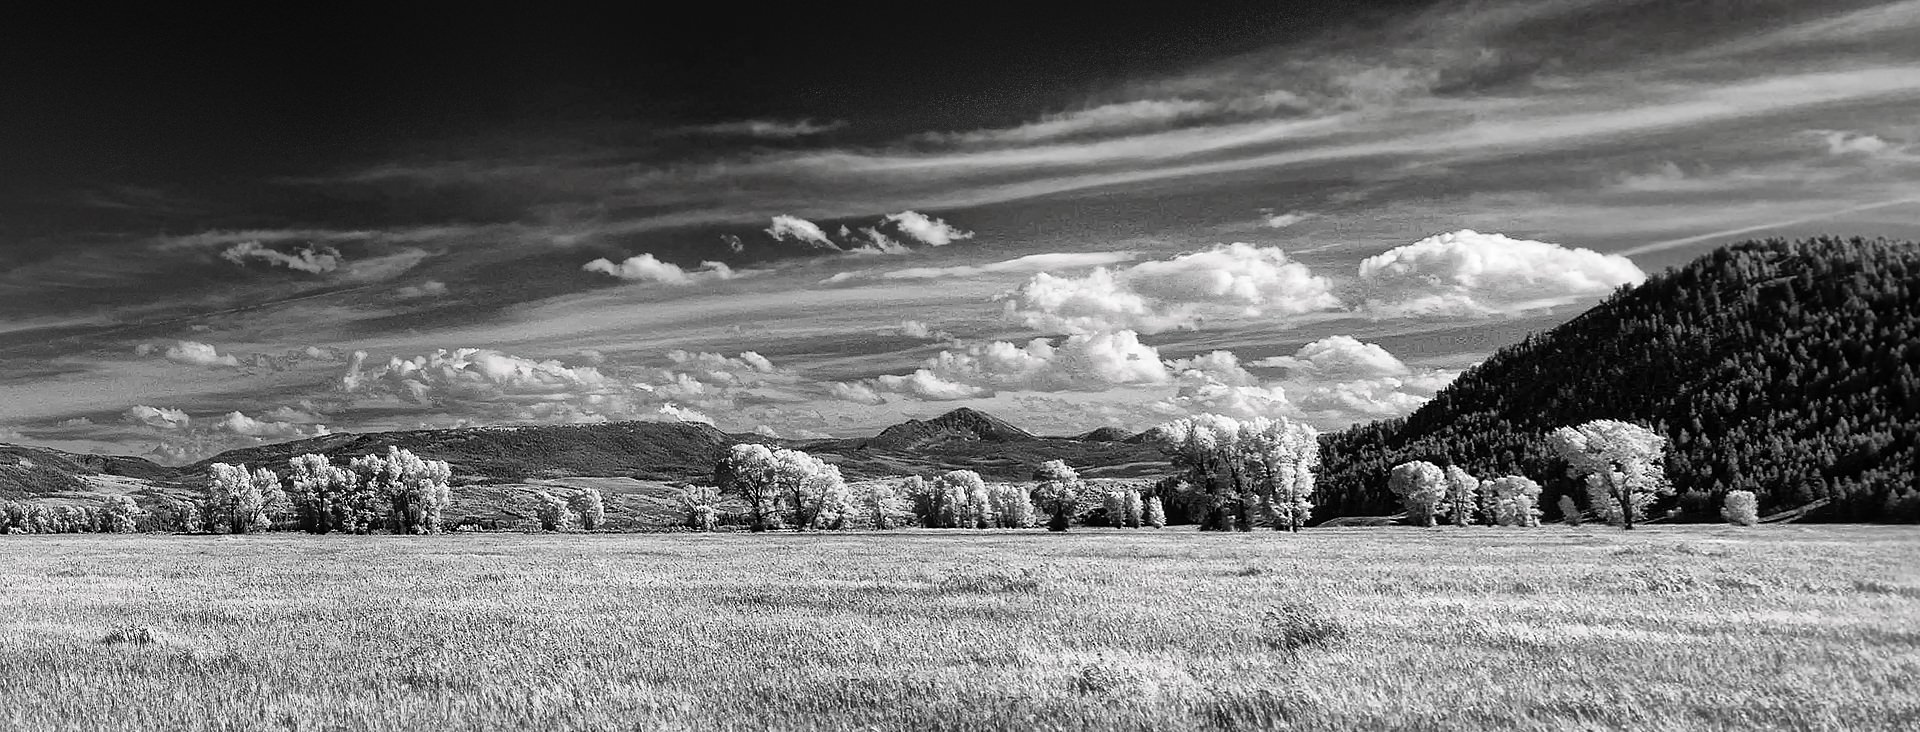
[2,526,1916,731]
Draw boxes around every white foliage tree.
[205,463,272,534]
[1388,461,1446,527]
[1549,420,1669,530]
[1143,495,1166,528]
[676,485,721,531]
[1721,490,1759,526]
[534,490,576,531]
[1150,414,1321,532]
[986,483,1036,528]
[715,444,848,531]
[861,480,913,530]
[350,446,453,534]
[1437,465,1480,527]
[1031,460,1082,532]
[99,495,141,533]
[931,470,990,529]
[1483,475,1544,527]
[571,487,607,531]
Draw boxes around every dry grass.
[1,526,1916,731]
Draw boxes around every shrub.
[1557,494,1581,526]
[1721,490,1759,526]
[676,485,721,531]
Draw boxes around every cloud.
[220,241,342,273]
[1253,336,1411,379]
[1355,230,1645,317]
[895,319,954,341]
[686,119,847,138]
[395,280,449,299]
[1006,243,1341,333]
[123,405,191,430]
[764,215,841,251]
[840,226,911,255]
[209,410,329,439]
[838,330,1172,402]
[1261,211,1311,228]
[723,234,745,253]
[338,347,790,427]
[824,251,1138,283]
[583,254,741,285]
[882,211,975,246]
[916,98,1223,146]
[143,340,242,368]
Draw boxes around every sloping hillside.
[1317,236,1920,522]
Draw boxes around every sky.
[2,0,1917,463]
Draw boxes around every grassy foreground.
[2,527,1916,731]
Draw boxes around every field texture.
[2,527,1916,731]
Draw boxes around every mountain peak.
[866,407,1036,449]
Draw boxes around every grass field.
[3,526,1916,731]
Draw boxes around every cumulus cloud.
[123,405,191,430]
[139,340,243,368]
[686,118,847,138]
[895,319,955,341]
[765,215,841,251]
[209,410,329,439]
[220,241,342,273]
[836,330,1172,402]
[583,254,741,285]
[1006,242,1341,333]
[1816,130,1896,157]
[883,211,975,246]
[1355,230,1645,317]
[1253,335,1411,379]
[395,280,449,299]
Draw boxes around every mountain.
[854,407,1037,450]
[1316,236,1920,523]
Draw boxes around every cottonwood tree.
[1143,495,1166,528]
[1437,465,1481,527]
[286,453,369,534]
[350,447,453,534]
[1549,420,1670,530]
[1031,460,1082,532]
[986,483,1035,528]
[676,485,721,531]
[571,488,606,531]
[860,480,913,530]
[99,495,140,533]
[1721,490,1759,526]
[1483,476,1543,527]
[930,470,990,528]
[1387,461,1446,527]
[205,463,273,534]
[714,444,849,531]
[1151,415,1321,532]
[1102,488,1143,528]
[534,491,575,531]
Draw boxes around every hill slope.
[1317,236,1920,522]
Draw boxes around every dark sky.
[0,3,1423,190]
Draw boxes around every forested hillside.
[1318,236,1920,522]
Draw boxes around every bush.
[1557,494,1581,526]
[1721,490,1759,526]
[676,486,721,531]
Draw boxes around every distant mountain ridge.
[1,408,1167,501]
